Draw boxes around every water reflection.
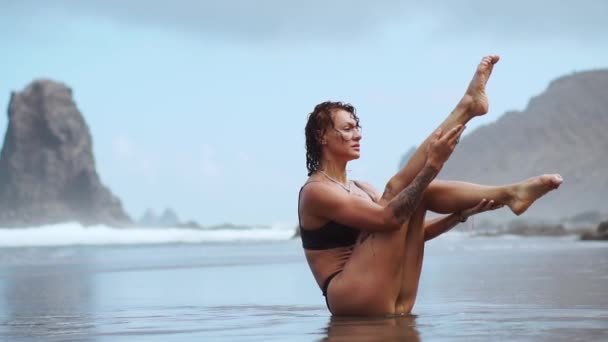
[0,248,96,341]
[321,314,420,341]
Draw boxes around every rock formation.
[138,207,201,228]
[580,220,608,241]
[0,80,132,227]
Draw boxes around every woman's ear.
[318,129,327,145]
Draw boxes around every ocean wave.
[0,222,296,247]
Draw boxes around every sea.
[0,223,606,341]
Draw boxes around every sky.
[1,1,607,226]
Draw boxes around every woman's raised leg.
[380,55,500,205]
[425,174,563,215]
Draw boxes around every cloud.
[4,1,606,42]
[415,0,608,41]
[7,0,406,42]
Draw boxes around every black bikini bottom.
[322,271,342,315]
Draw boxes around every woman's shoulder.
[301,178,338,196]
[300,178,350,208]
[300,176,324,190]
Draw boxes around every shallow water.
[0,236,606,341]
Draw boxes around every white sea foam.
[0,222,297,247]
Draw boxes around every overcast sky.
[1,1,607,226]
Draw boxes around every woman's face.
[323,109,362,161]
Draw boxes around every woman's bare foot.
[459,55,500,117]
[509,174,563,215]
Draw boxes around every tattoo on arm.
[388,165,438,225]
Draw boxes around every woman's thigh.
[327,223,410,315]
[395,204,428,313]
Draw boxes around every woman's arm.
[302,127,459,233]
[423,213,464,242]
[302,164,439,233]
[377,125,465,206]
[424,199,503,241]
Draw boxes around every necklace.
[319,170,351,193]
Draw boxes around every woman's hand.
[459,198,503,222]
[426,125,465,169]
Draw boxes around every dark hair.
[305,101,360,176]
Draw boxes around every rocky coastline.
[580,221,608,241]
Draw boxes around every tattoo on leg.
[388,165,438,225]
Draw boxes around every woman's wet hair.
[305,101,360,176]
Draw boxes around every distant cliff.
[138,208,201,229]
[436,70,608,221]
[0,80,132,228]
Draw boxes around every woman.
[298,55,563,316]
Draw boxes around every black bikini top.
[299,220,360,250]
[298,181,373,250]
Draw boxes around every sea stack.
[0,79,132,228]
